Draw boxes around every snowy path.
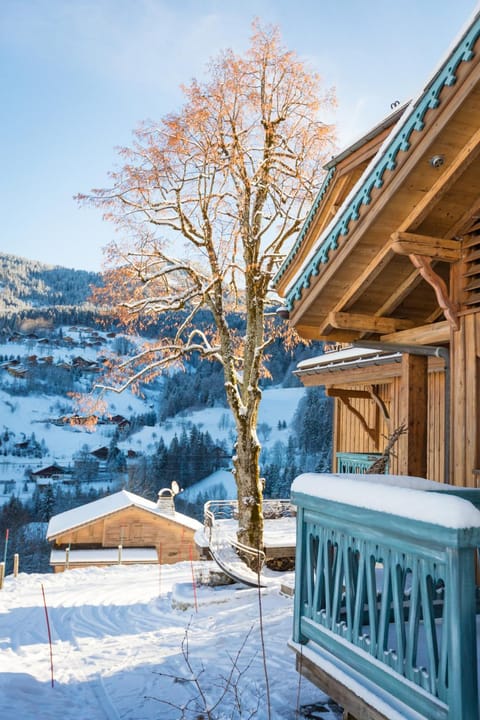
[0,563,340,719]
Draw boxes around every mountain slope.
[0,252,102,313]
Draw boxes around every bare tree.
[80,21,336,551]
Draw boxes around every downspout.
[352,340,451,484]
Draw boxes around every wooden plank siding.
[331,359,445,481]
[51,506,199,570]
[451,312,480,486]
[334,384,390,456]
[428,367,446,483]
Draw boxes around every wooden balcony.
[336,452,384,474]
[290,474,480,720]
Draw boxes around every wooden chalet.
[46,489,202,572]
[276,11,480,488]
[32,463,66,479]
[275,9,480,720]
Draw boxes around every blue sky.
[2,0,479,271]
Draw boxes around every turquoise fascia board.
[285,14,480,312]
[273,166,336,287]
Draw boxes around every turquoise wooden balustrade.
[291,474,480,720]
[336,452,384,473]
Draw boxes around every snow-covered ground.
[0,562,340,719]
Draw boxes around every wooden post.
[399,353,428,477]
[0,562,4,590]
[447,545,479,719]
[118,544,122,564]
[65,546,70,570]
[13,553,19,577]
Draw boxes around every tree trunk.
[233,418,264,556]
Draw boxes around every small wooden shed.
[46,489,202,572]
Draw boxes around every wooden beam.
[399,354,428,477]
[397,124,480,233]
[326,388,372,400]
[327,387,390,421]
[322,311,413,335]
[294,324,362,342]
[390,232,461,262]
[331,243,396,312]
[374,267,422,317]
[381,320,450,345]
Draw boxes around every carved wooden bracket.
[408,253,459,330]
[337,395,378,447]
[327,387,385,446]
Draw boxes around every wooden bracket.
[408,253,459,330]
[368,385,390,422]
[327,388,379,446]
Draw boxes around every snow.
[211,517,297,550]
[50,547,158,565]
[292,473,480,528]
[47,490,202,538]
[296,346,385,369]
[0,319,307,510]
[179,469,237,501]
[0,562,339,719]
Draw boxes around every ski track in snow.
[0,563,340,720]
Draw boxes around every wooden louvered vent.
[463,231,480,308]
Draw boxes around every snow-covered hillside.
[0,562,340,719]
[0,323,306,505]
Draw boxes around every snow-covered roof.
[47,489,202,538]
[292,473,480,529]
[296,345,400,372]
[50,547,158,565]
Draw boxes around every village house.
[275,9,480,720]
[46,488,202,572]
[32,463,66,480]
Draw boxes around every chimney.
[157,488,175,515]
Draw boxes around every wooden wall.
[332,360,446,482]
[51,506,200,564]
[451,313,480,487]
[334,384,390,456]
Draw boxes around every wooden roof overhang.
[278,14,480,343]
[275,105,406,296]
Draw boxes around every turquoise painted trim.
[291,487,480,719]
[284,14,480,312]
[273,166,335,286]
[336,451,384,473]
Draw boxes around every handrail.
[204,501,266,586]
[291,478,480,720]
[204,499,295,587]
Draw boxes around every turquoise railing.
[291,477,480,720]
[336,452,384,473]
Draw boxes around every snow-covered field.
[0,562,340,719]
